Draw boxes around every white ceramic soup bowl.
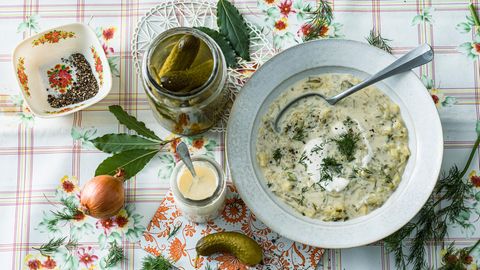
[227,39,443,248]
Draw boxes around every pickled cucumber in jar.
[148,33,214,93]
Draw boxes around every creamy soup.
[256,74,410,221]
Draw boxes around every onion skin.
[79,170,125,219]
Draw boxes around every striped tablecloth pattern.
[2,0,480,269]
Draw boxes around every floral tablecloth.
[2,0,480,269]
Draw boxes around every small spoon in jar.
[176,141,197,178]
[273,43,434,133]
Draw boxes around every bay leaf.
[95,149,159,179]
[217,0,250,61]
[109,105,160,140]
[195,26,238,68]
[91,134,161,153]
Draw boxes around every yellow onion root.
[79,169,125,219]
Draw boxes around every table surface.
[2,0,480,269]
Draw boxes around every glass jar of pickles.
[141,27,228,135]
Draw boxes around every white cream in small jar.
[170,156,226,223]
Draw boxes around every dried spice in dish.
[46,53,99,108]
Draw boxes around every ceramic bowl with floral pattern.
[12,23,112,117]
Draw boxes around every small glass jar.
[141,27,228,135]
[170,156,226,223]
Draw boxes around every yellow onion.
[79,170,125,219]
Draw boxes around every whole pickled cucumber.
[195,231,263,266]
[157,34,200,77]
[160,59,214,92]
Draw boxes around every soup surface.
[256,73,410,221]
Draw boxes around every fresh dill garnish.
[303,0,334,41]
[311,182,326,191]
[50,196,80,222]
[167,222,182,240]
[319,157,343,183]
[366,29,393,54]
[362,168,373,175]
[104,241,126,268]
[287,172,297,182]
[292,127,306,141]
[141,254,176,270]
[333,130,360,161]
[33,237,77,257]
[311,144,323,154]
[298,151,308,170]
[321,157,342,173]
[384,133,480,270]
[273,148,282,163]
[293,195,306,206]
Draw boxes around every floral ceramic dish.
[12,23,112,117]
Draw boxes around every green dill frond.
[292,127,306,141]
[141,254,175,270]
[105,241,126,268]
[33,237,66,257]
[311,144,323,154]
[321,157,342,173]
[384,134,480,269]
[303,1,334,41]
[32,237,78,257]
[298,151,308,169]
[366,29,392,54]
[333,130,360,161]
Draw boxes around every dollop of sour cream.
[303,120,373,193]
[176,161,219,200]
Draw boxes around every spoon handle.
[329,43,434,104]
[176,142,197,177]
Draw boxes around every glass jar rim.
[170,155,226,207]
[143,27,220,99]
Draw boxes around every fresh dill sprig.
[319,157,342,183]
[50,197,80,221]
[366,29,393,54]
[384,134,480,270]
[321,157,342,173]
[303,1,334,41]
[298,151,308,170]
[292,127,306,141]
[311,144,323,154]
[273,148,282,163]
[333,130,360,161]
[141,254,177,270]
[167,222,182,240]
[104,242,126,268]
[33,237,66,257]
[32,237,77,257]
